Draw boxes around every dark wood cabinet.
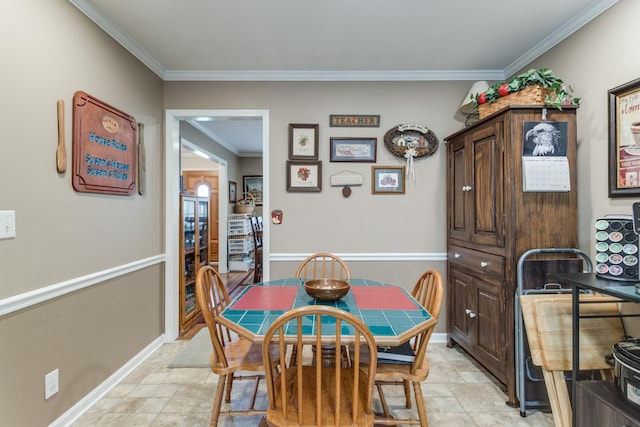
[445,106,579,405]
[577,381,640,427]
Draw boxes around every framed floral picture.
[372,166,405,194]
[289,123,319,160]
[286,160,322,192]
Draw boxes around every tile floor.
[70,341,555,426]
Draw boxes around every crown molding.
[505,0,619,76]
[71,0,618,82]
[69,0,166,79]
[162,69,506,82]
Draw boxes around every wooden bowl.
[304,278,350,301]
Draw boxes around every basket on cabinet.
[478,85,552,119]
[234,192,255,214]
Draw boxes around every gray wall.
[524,0,640,335]
[164,80,458,292]
[1,1,164,425]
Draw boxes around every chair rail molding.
[270,252,447,262]
[0,255,165,317]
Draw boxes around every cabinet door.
[180,196,198,329]
[183,171,219,263]
[468,123,505,248]
[473,276,505,378]
[197,199,209,268]
[448,137,468,242]
[448,266,473,347]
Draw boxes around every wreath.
[383,124,439,159]
[384,124,439,180]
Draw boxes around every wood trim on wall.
[0,255,165,317]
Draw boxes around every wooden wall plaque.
[72,91,137,195]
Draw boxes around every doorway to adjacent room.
[164,109,269,342]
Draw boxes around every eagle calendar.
[521,121,571,192]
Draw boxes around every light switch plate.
[0,211,16,239]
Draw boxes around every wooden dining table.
[217,277,435,346]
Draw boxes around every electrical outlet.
[0,210,16,239]
[45,369,59,400]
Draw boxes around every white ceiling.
[69,0,618,155]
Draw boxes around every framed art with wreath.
[384,124,439,179]
[286,160,322,192]
[383,124,439,159]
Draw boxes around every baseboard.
[49,336,165,427]
[430,332,447,344]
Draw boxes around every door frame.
[165,109,269,342]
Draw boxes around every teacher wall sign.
[72,91,137,195]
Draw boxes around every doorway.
[182,168,220,264]
[164,109,269,342]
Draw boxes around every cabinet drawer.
[448,246,505,277]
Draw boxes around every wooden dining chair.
[293,252,352,367]
[295,252,351,281]
[250,216,263,283]
[196,265,273,425]
[373,269,444,426]
[262,305,378,427]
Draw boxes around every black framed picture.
[286,161,322,192]
[329,137,377,162]
[288,123,319,160]
[243,175,263,205]
[229,180,237,203]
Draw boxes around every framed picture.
[609,77,640,197]
[372,166,405,194]
[243,175,263,205]
[289,123,319,160]
[286,161,322,192]
[228,180,237,203]
[329,137,377,162]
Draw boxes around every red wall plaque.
[72,91,137,195]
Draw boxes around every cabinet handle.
[480,261,488,268]
[462,185,472,192]
[465,309,476,318]
[454,253,461,259]
[465,309,471,315]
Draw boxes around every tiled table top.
[218,278,434,345]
